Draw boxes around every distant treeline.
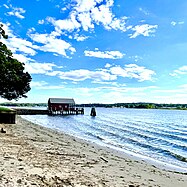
[76,103,187,110]
[0,103,47,107]
[1,102,187,110]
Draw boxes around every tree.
[0,24,32,100]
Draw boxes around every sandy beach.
[0,116,187,187]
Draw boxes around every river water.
[22,108,187,172]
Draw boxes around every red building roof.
[48,98,75,105]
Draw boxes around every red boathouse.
[48,98,84,115]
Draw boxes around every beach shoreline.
[0,116,187,187]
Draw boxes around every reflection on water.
[22,108,187,172]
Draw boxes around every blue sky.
[0,0,187,104]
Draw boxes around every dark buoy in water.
[90,107,96,117]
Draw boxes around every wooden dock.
[14,108,84,115]
[48,107,84,115]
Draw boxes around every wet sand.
[0,116,187,187]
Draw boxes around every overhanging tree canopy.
[0,24,32,100]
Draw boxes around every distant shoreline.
[1,102,187,111]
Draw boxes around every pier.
[15,108,48,115]
[48,107,84,115]
[47,98,84,115]
[14,108,84,115]
[12,98,84,116]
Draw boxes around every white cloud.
[152,88,187,104]
[30,81,48,87]
[171,21,184,26]
[38,19,45,24]
[91,4,113,26]
[129,55,143,62]
[139,7,150,16]
[3,4,9,9]
[1,22,38,57]
[179,84,187,89]
[47,69,117,82]
[105,63,112,68]
[84,50,124,59]
[25,62,57,74]
[4,37,37,56]
[110,64,155,82]
[108,17,128,31]
[29,33,76,57]
[78,12,94,31]
[27,27,36,34]
[47,14,81,32]
[0,22,14,37]
[30,81,66,90]
[75,0,98,12]
[38,85,65,90]
[92,80,126,87]
[1,22,75,59]
[47,0,127,33]
[170,66,187,77]
[178,21,184,25]
[45,63,155,83]
[61,7,67,12]
[13,54,35,64]
[7,6,26,19]
[73,34,89,41]
[69,85,158,104]
[171,21,177,26]
[129,24,158,38]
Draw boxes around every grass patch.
[0,107,12,112]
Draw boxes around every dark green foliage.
[76,103,187,110]
[1,102,47,107]
[0,24,32,100]
[1,102,187,110]
[0,107,11,112]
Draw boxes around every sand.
[0,116,186,187]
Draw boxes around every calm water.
[22,108,187,172]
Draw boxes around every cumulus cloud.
[84,50,124,59]
[34,63,155,83]
[73,34,89,41]
[0,22,14,37]
[46,0,156,37]
[1,21,75,59]
[47,14,81,32]
[170,66,187,77]
[29,33,76,57]
[7,5,26,19]
[1,22,38,57]
[105,63,112,68]
[129,24,158,38]
[47,69,117,82]
[4,37,38,56]
[25,62,57,74]
[110,64,155,82]
[47,0,127,33]
[13,54,35,64]
[38,19,45,24]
